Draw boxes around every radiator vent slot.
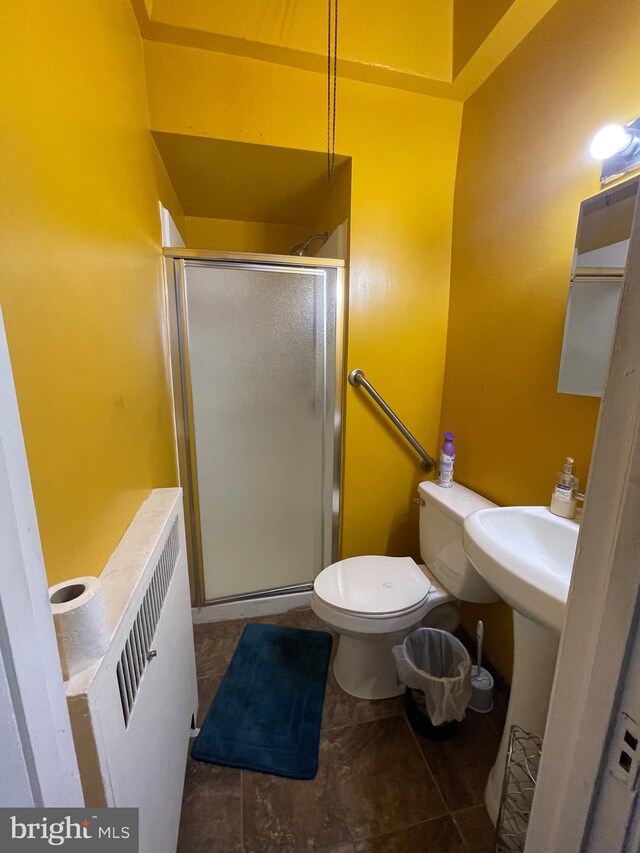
[116,518,179,726]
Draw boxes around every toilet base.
[332,629,414,700]
[329,600,461,701]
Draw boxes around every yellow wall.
[0,1,176,585]
[152,131,349,227]
[441,0,640,678]
[186,217,312,255]
[150,0,453,83]
[153,143,188,242]
[453,0,516,77]
[312,161,353,251]
[145,42,462,567]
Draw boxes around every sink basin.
[463,506,579,633]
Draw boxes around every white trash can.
[393,628,472,740]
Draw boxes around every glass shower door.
[178,259,340,602]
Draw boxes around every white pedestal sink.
[463,506,579,823]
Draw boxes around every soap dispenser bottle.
[550,457,578,519]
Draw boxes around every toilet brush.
[469,620,494,713]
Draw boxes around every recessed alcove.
[153,131,351,256]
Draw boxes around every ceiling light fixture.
[590,117,640,184]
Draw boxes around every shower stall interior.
[164,250,345,606]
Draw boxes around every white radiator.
[65,488,197,853]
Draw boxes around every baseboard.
[192,590,313,624]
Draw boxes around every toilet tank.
[418,480,499,603]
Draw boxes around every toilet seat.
[311,555,460,698]
[314,555,432,617]
[312,556,456,640]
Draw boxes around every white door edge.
[526,199,640,850]
[0,306,83,807]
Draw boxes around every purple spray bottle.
[438,432,455,488]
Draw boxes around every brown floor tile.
[241,714,447,852]
[196,674,222,727]
[332,716,447,841]
[242,737,354,853]
[194,609,330,679]
[415,708,501,811]
[177,757,242,853]
[354,815,466,852]
[256,607,328,632]
[452,805,496,852]
[322,667,403,731]
[193,618,247,678]
[187,612,501,853]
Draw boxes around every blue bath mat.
[192,622,333,779]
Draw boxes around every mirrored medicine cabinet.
[558,175,639,397]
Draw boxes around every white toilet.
[312,481,498,699]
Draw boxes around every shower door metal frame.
[163,249,346,607]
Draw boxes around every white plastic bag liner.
[392,628,472,726]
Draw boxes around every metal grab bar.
[348,369,436,471]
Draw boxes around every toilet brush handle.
[476,621,484,674]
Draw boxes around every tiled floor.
[178,608,504,853]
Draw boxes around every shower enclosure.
[164,250,345,606]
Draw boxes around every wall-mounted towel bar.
[348,369,436,471]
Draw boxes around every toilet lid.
[314,556,432,616]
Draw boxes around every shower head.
[291,231,329,257]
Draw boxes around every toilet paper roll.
[49,576,110,680]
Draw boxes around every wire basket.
[494,725,543,853]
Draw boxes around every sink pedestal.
[485,610,559,824]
